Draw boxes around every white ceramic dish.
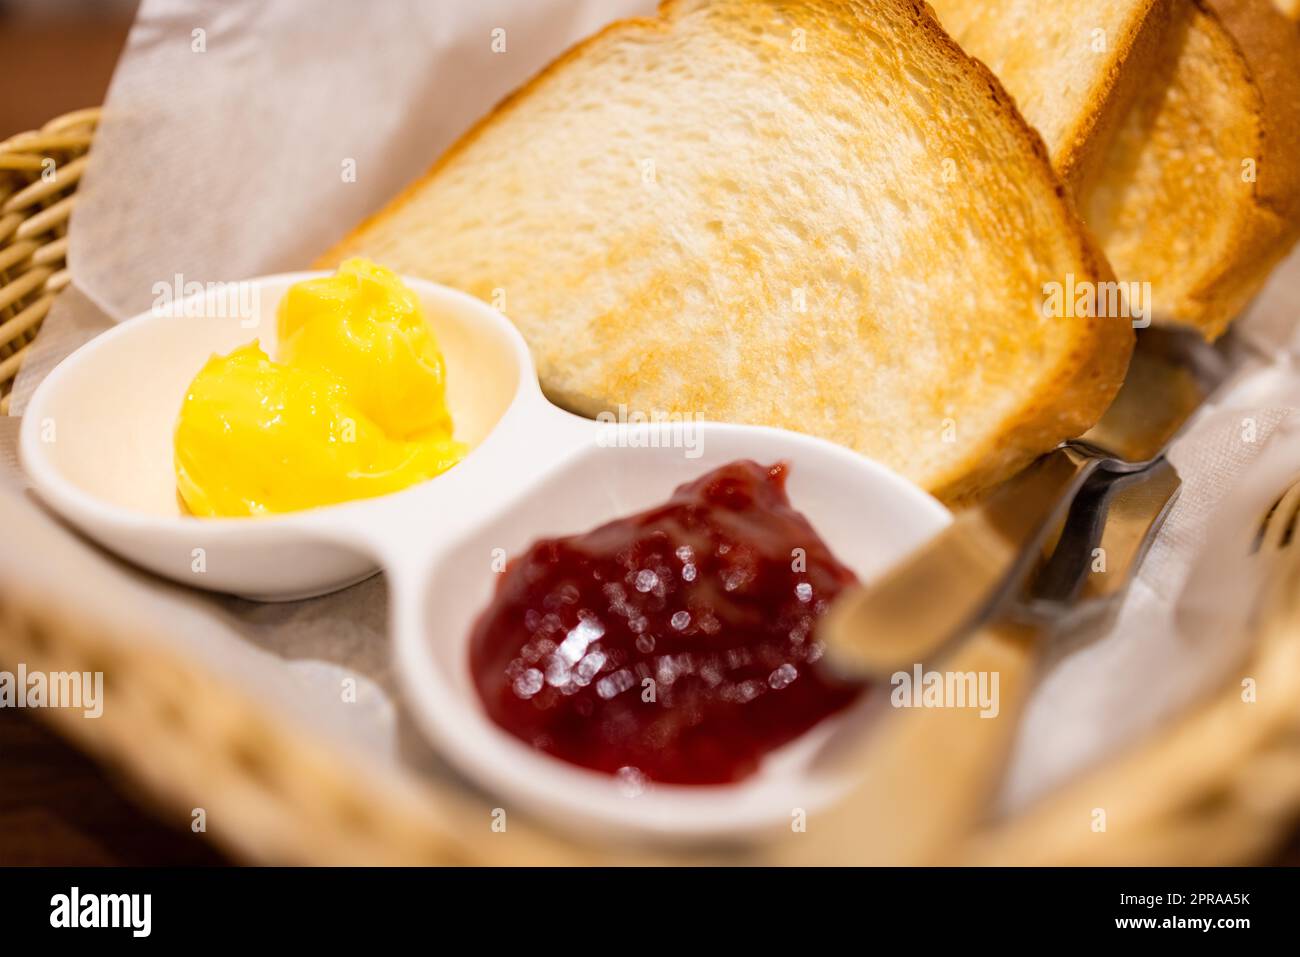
[20,272,951,839]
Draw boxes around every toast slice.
[932,0,1300,338]
[925,0,1173,189]
[1212,0,1300,229]
[320,0,1133,502]
[1083,0,1300,337]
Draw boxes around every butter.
[174,259,465,517]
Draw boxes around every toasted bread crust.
[316,9,673,269]
[1058,0,1176,193]
[926,0,1176,191]
[1107,0,1300,335]
[930,0,1300,338]
[898,3,1133,500]
[1181,0,1300,336]
[321,0,1133,503]
[1211,0,1300,225]
[1063,0,1176,197]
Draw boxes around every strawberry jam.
[468,460,862,785]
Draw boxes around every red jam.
[468,460,863,785]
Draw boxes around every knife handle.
[822,446,1097,679]
[780,619,1039,865]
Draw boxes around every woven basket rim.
[0,107,100,413]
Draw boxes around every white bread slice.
[320,0,1132,502]
[932,0,1300,338]
[1084,0,1300,337]
[926,0,1173,189]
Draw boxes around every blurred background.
[0,0,136,135]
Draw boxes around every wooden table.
[0,708,226,865]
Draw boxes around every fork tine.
[1252,501,1278,554]
[1259,481,1300,553]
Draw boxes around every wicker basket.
[0,107,98,413]
[4,106,1300,865]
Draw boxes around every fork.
[1247,481,1300,628]
[1253,481,1300,555]
[821,325,1227,680]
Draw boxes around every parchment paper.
[4,0,1300,825]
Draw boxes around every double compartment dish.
[20,273,950,838]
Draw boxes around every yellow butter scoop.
[174,259,465,517]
